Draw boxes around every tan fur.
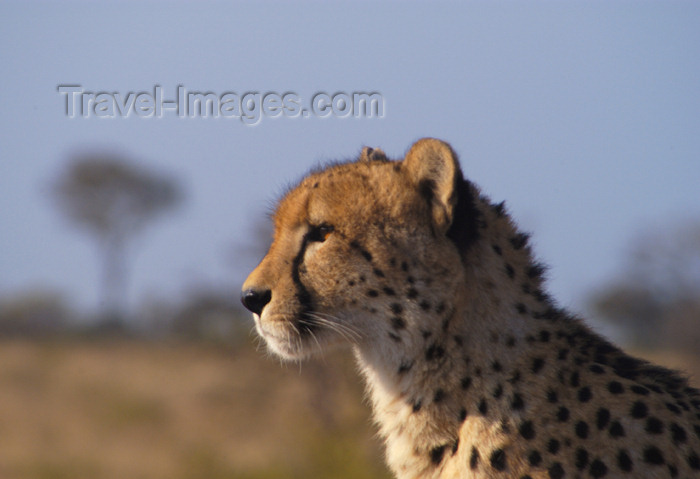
[242,139,700,478]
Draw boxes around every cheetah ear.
[360,146,388,162]
[403,138,461,235]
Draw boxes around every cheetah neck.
[353,196,560,478]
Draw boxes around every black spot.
[508,371,521,384]
[617,449,633,472]
[478,398,488,415]
[451,438,460,455]
[519,421,536,440]
[412,400,422,412]
[492,244,503,256]
[400,261,409,272]
[556,407,570,422]
[398,360,413,374]
[557,348,569,360]
[548,462,564,479]
[506,336,516,347]
[459,408,467,422]
[461,376,472,390]
[570,372,580,387]
[390,303,403,315]
[469,446,480,469]
[630,401,648,419]
[373,268,385,278]
[575,421,589,439]
[515,303,527,314]
[391,316,406,330]
[528,450,542,466]
[489,448,507,471]
[688,452,700,470]
[435,301,446,314]
[547,438,560,454]
[596,408,610,430]
[670,423,687,444]
[367,289,379,297]
[589,364,605,374]
[547,390,558,403]
[453,335,463,346]
[433,389,445,403]
[578,386,592,402]
[492,201,506,217]
[607,381,624,394]
[493,384,503,399]
[425,343,445,361]
[430,445,446,465]
[492,361,503,373]
[645,417,664,434]
[609,421,625,438]
[630,385,650,395]
[539,330,551,342]
[669,464,678,477]
[388,332,401,342]
[526,263,546,279]
[382,286,395,296]
[505,264,515,279]
[589,459,608,477]
[643,446,664,465]
[666,402,681,415]
[531,357,545,374]
[511,393,525,410]
[510,232,530,250]
[575,448,589,470]
[350,241,373,262]
[406,288,418,299]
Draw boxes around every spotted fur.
[242,139,700,479]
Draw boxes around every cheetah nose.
[241,288,272,316]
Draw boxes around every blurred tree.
[589,221,700,352]
[51,152,183,326]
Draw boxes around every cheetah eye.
[308,223,334,243]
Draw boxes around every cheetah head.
[241,139,477,360]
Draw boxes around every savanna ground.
[0,337,696,479]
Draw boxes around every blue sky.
[1,1,699,320]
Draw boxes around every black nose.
[241,288,272,315]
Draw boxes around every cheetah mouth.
[255,311,359,360]
[254,312,320,360]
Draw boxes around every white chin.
[255,324,311,360]
[264,337,312,361]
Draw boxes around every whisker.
[305,312,363,343]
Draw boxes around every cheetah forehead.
[274,155,416,230]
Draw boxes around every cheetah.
[241,138,700,478]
